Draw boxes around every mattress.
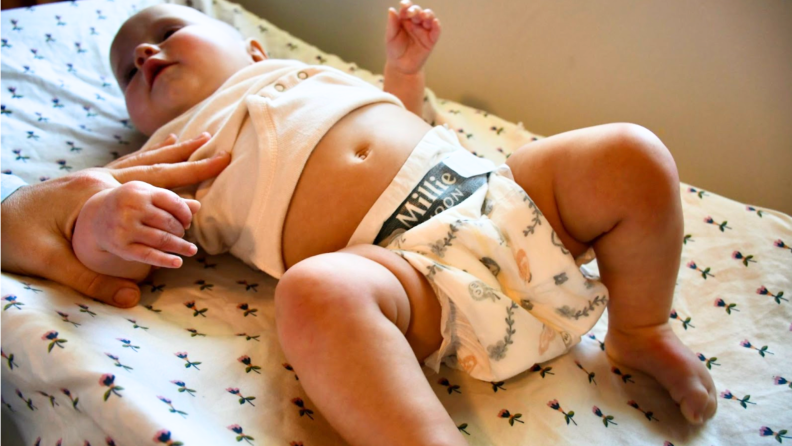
[2,0,791,445]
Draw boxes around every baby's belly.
[282,103,432,270]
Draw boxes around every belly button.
[355,146,370,160]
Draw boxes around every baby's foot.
[604,323,717,424]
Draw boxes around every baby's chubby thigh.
[274,244,443,363]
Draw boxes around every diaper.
[348,125,609,382]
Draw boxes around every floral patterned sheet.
[2,1,791,445]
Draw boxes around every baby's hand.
[73,181,199,279]
[385,0,442,75]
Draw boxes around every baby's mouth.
[150,64,174,89]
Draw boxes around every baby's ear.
[246,38,268,62]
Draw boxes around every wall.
[236,0,792,214]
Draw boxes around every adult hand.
[1,133,230,308]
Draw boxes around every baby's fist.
[386,0,442,75]
[74,181,199,271]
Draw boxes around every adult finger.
[45,242,142,308]
[109,133,210,169]
[114,150,231,190]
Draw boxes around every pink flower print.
[60,388,79,411]
[105,437,116,446]
[195,279,214,291]
[714,298,739,315]
[686,260,714,279]
[627,400,659,422]
[237,355,262,374]
[183,300,208,317]
[42,330,67,352]
[3,295,23,311]
[226,387,256,406]
[99,374,123,401]
[171,380,196,397]
[497,409,524,426]
[116,338,139,352]
[186,328,206,337]
[157,395,188,418]
[2,349,18,370]
[547,399,577,425]
[575,361,597,385]
[291,398,314,420]
[760,426,791,443]
[56,311,80,327]
[227,425,255,445]
[16,389,36,410]
[719,389,756,409]
[611,367,635,384]
[587,332,605,351]
[746,206,764,217]
[592,406,617,427]
[153,430,184,445]
[237,333,261,342]
[756,285,788,304]
[774,239,792,253]
[175,352,201,370]
[688,187,707,198]
[669,309,695,329]
[237,303,258,317]
[282,363,299,380]
[530,363,554,378]
[437,377,462,394]
[76,303,96,317]
[774,376,792,389]
[703,216,731,232]
[105,353,133,372]
[731,251,756,267]
[126,319,149,330]
[236,280,259,292]
[697,353,720,370]
[740,339,774,357]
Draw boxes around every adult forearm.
[383,64,425,118]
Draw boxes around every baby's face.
[110,4,266,136]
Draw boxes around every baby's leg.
[275,244,468,446]
[506,123,717,424]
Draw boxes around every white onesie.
[139,60,403,278]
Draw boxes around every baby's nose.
[134,44,159,68]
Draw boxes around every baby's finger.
[150,188,194,229]
[134,227,198,258]
[185,199,201,215]
[421,9,435,29]
[140,208,187,237]
[123,243,186,268]
[147,133,178,152]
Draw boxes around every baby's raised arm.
[72,181,200,281]
[384,0,442,116]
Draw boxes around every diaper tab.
[373,157,491,246]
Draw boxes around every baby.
[73,2,717,445]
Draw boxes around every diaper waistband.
[346,124,497,247]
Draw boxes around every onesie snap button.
[274,83,285,92]
[297,71,308,80]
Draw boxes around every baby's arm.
[72,181,199,282]
[384,0,442,116]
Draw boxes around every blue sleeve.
[1,173,28,202]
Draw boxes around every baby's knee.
[608,123,680,207]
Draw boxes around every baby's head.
[110,4,267,136]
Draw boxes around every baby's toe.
[679,382,715,425]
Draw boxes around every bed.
[2,0,791,444]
